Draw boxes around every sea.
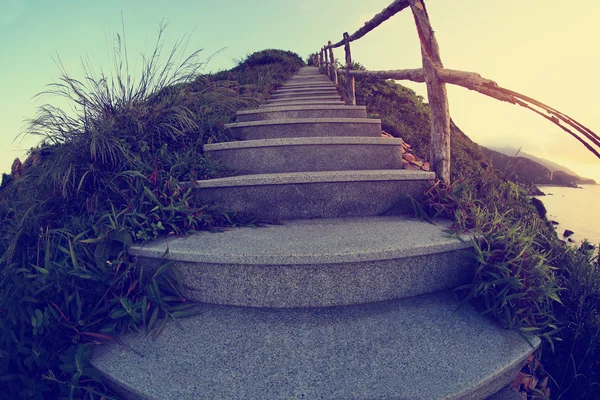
[535,184,600,247]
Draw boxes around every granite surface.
[91,291,539,400]
[487,386,523,400]
[280,82,336,89]
[129,216,475,307]
[274,87,338,94]
[270,90,339,99]
[193,170,434,220]
[204,137,404,174]
[259,100,346,107]
[267,96,342,104]
[225,118,382,140]
[235,105,368,121]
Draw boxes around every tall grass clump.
[419,169,600,398]
[334,59,600,397]
[419,172,561,340]
[542,244,600,399]
[0,21,303,399]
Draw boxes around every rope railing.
[314,0,600,183]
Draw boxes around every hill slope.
[488,145,596,185]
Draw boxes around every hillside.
[488,145,597,185]
[1,48,598,400]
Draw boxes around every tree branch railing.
[315,0,600,183]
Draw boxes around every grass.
[0,23,304,399]
[332,63,600,399]
[1,35,597,399]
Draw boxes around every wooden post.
[318,48,323,69]
[328,41,338,85]
[409,0,451,183]
[324,45,330,79]
[343,32,356,105]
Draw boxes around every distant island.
[480,145,597,188]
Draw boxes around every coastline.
[533,184,600,247]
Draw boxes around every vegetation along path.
[91,66,537,399]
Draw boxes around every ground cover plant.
[323,55,600,398]
[0,27,303,399]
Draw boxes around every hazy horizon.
[2,0,599,181]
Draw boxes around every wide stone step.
[192,170,435,220]
[267,96,342,105]
[270,91,340,101]
[91,291,539,400]
[235,105,367,121]
[488,386,524,400]
[204,137,404,174]
[225,118,382,140]
[273,87,338,96]
[270,91,339,100]
[259,99,346,107]
[128,216,474,307]
[285,77,331,84]
[280,82,336,89]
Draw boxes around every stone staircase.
[91,66,537,399]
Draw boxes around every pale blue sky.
[2,0,600,180]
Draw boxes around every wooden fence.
[316,0,600,183]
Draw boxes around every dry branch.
[343,32,356,105]
[410,0,451,183]
[345,67,600,160]
[329,0,410,48]
[328,41,338,85]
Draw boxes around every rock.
[530,197,547,219]
[563,229,574,238]
[403,154,417,163]
[527,185,545,196]
[551,220,559,225]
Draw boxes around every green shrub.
[0,24,302,398]
[542,244,600,399]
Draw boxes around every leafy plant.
[0,22,303,399]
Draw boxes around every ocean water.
[535,185,600,246]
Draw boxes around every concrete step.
[274,87,337,95]
[270,91,340,101]
[280,82,336,89]
[235,105,367,122]
[488,386,523,400]
[260,100,346,107]
[205,137,404,174]
[286,77,331,84]
[91,291,539,400]
[128,216,474,307]
[225,118,382,140]
[267,96,342,104]
[192,169,435,221]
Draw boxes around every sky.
[1,0,599,181]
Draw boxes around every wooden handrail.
[317,0,600,183]
[328,0,410,49]
[342,68,600,159]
